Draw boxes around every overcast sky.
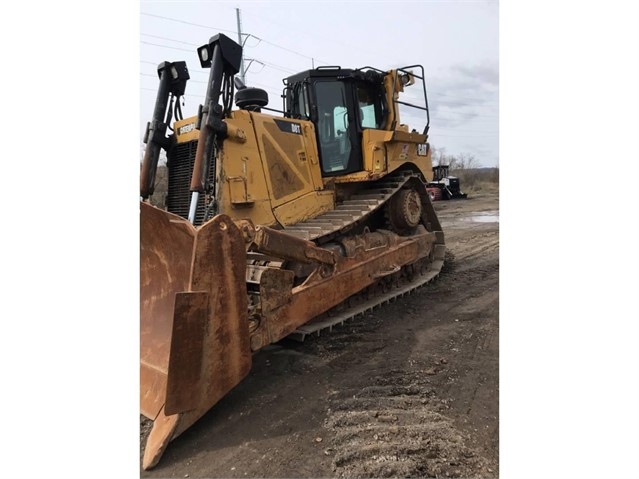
[140,0,499,167]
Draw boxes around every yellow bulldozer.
[140,33,445,469]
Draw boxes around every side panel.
[332,128,433,183]
[385,129,433,181]
[252,115,319,204]
[218,111,279,226]
[250,113,334,225]
[361,128,392,174]
[273,190,334,226]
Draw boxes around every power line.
[142,47,296,76]
[141,11,329,66]
[141,41,194,53]
[141,59,285,96]
[140,72,208,85]
[237,8,345,63]
[141,33,200,47]
[140,76,283,101]
[142,60,210,76]
[141,12,237,35]
[259,60,297,74]
[257,37,328,65]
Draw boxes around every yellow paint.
[217,110,279,226]
[333,125,433,183]
[174,117,199,143]
[217,110,334,227]
[273,190,335,226]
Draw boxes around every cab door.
[312,80,363,176]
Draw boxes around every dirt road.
[141,191,499,478]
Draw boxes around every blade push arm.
[188,34,243,222]
[140,61,189,198]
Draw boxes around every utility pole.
[236,8,246,84]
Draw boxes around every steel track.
[280,169,446,341]
[288,250,445,341]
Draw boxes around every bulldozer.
[140,33,445,470]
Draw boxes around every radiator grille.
[166,140,215,226]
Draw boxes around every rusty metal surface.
[259,268,294,314]
[340,229,397,258]
[250,267,295,351]
[389,188,422,230]
[185,214,252,419]
[140,202,196,419]
[190,126,210,193]
[252,227,436,345]
[140,203,252,470]
[164,291,208,415]
[290,245,445,341]
[142,407,180,470]
[253,225,336,265]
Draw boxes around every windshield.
[314,80,352,174]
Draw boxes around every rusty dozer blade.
[140,201,251,470]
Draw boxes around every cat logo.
[417,143,429,156]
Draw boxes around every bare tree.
[448,153,478,172]
[460,153,479,170]
[431,146,447,166]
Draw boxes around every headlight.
[198,45,209,63]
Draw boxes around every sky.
[1,1,638,478]
[139,1,499,167]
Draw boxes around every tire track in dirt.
[305,243,499,478]
[324,370,493,478]
[446,229,498,265]
[415,222,499,472]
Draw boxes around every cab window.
[314,81,352,174]
[356,83,385,129]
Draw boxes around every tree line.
[431,147,499,188]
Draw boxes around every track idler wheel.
[388,187,422,232]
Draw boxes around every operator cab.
[284,67,388,177]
